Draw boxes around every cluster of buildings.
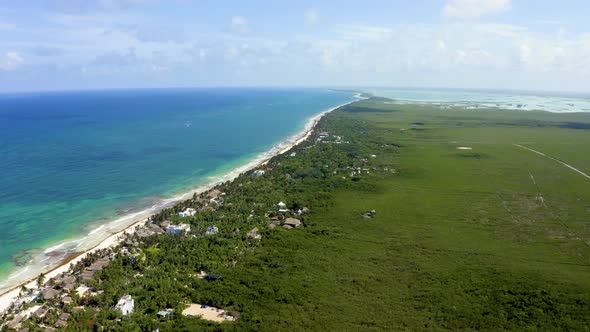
[166,223,191,235]
[3,276,98,330]
[266,201,305,230]
[316,131,347,144]
[1,161,326,330]
[178,208,196,218]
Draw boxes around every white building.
[277,201,288,213]
[115,295,134,315]
[253,170,265,177]
[166,223,191,235]
[178,208,196,218]
[76,285,91,297]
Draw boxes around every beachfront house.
[166,223,191,235]
[41,288,60,300]
[207,189,221,199]
[148,223,164,234]
[76,285,91,297]
[253,170,265,177]
[206,225,219,236]
[80,258,110,281]
[33,305,49,319]
[178,208,196,218]
[115,294,134,315]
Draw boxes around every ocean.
[0,88,355,290]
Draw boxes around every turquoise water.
[0,88,354,281]
[365,87,590,113]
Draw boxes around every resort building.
[33,306,49,319]
[76,285,91,297]
[56,312,71,328]
[253,170,265,177]
[178,208,196,218]
[115,295,134,315]
[207,189,221,199]
[41,288,59,300]
[80,258,110,282]
[166,223,191,235]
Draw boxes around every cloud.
[304,9,319,26]
[230,16,250,34]
[2,1,589,92]
[443,0,511,19]
[0,52,24,70]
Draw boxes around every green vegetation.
[20,98,590,331]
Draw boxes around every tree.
[37,273,45,288]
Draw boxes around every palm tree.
[37,273,45,288]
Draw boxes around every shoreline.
[0,96,360,314]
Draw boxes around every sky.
[1,0,590,92]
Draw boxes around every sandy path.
[513,144,590,180]
[182,304,233,322]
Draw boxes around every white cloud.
[230,16,250,34]
[3,2,590,92]
[0,52,24,70]
[304,9,319,26]
[443,0,511,19]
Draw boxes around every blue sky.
[1,0,590,92]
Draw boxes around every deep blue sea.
[0,88,354,285]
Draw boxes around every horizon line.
[0,85,589,97]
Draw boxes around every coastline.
[0,96,360,313]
